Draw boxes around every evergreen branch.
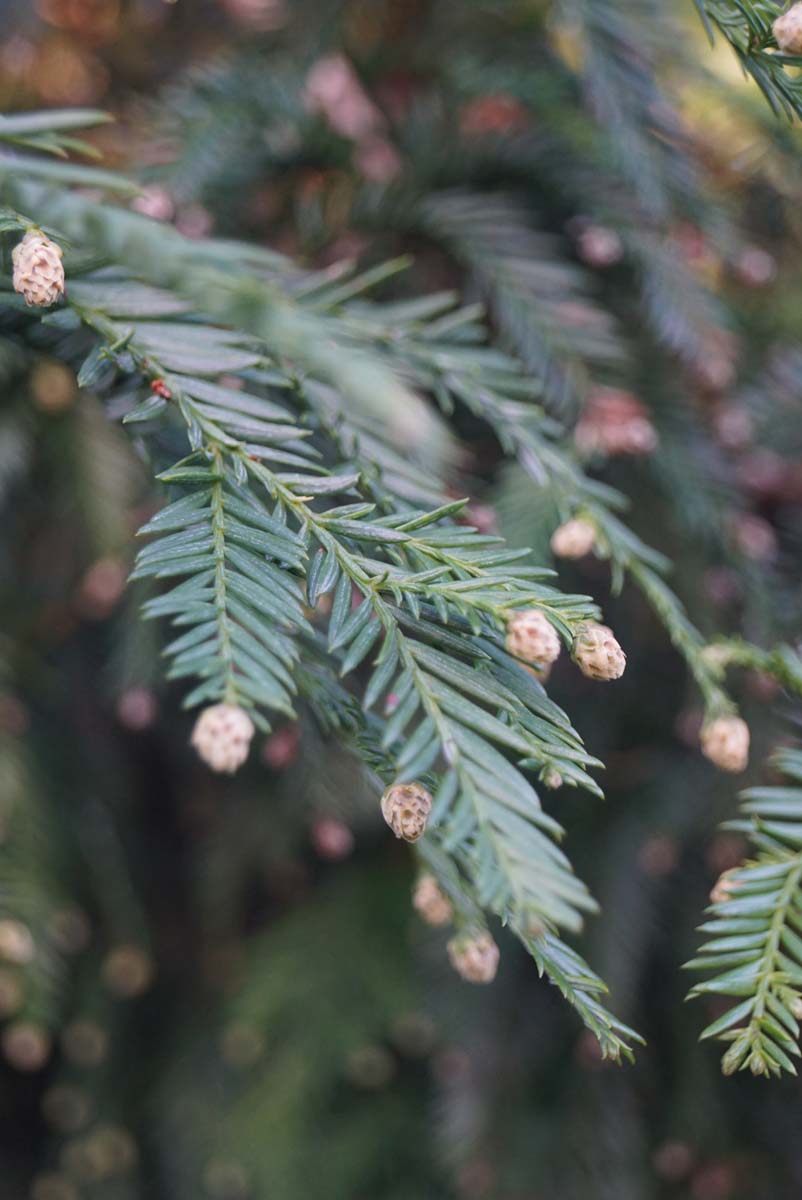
[695,1,802,121]
[4,157,739,730]
[701,637,802,698]
[686,746,802,1077]
[555,0,685,221]
[0,114,647,1051]
[55,269,608,945]
[342,293,736,719]
[0,732,70,1032]
[416,190,624,418]
[416,839,640,1061]
[517,924,644,1062]
[0,170,451,469]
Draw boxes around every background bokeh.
[1,1,802,1198]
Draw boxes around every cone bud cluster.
[505,609,561,666]
[447,932,500,984]
[774,3,802,53]
[12,231,65,307]
[572,621,626,681]
[381,782,432,842]
[191,704,255,773]
[700,715,749,773]
[550,517,596,559]
[412,874,452,926]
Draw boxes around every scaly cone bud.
[550,517,596,559]
[381,782,432,842]
[572,621,626,681]
[774,3,802,53]
[447,932,500,984]
[505,609,561,666]
[12,230,65,307]
[700,715,749,773]
[191,704,255,773]
[412,874,452,926]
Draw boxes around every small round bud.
[261,723,300,770]
[551,518,596,560]
[102,944,154,997]
[734,246,776,288]
[29,361,76,414]
[191,704,255,773]
[2,1020,51,1071]
[412,874,452,926]
[577,224,623,268]
[12,231,65,307]
[116,687,157,732]
[652,1140,695,1182]
[505,610,561,666]
[774,2,802,53]
[75,556,127,620]
[381,782,432,843]
[700,716,750,773]
[572,621,626,681]
[0,918,35,963]
[543,769,563,790]
[447,932,500,984]
[575,387,658,457]
[311,817,354,860]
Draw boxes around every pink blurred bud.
[577,225,623,268]
[459,94,529,135]
[703,566,741,608]
[713,403,752,451]
[575,387,658,458]
[637,834,679,878]
[731,513,777,562]
[311,817,354,861]
[75,558,127,621]
[176,205,213,239]
[354,137,402,183]
[261,724,300,770]
[734,246,776,288]
[116,688,158,732]
[464,504,498,534]
[691,1161,736,1200]
[653,1141,695,1182]
[305,55,382,141]
[132,186,175,222]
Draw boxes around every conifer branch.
[694,1,802,121]
[686,747,802,1077]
